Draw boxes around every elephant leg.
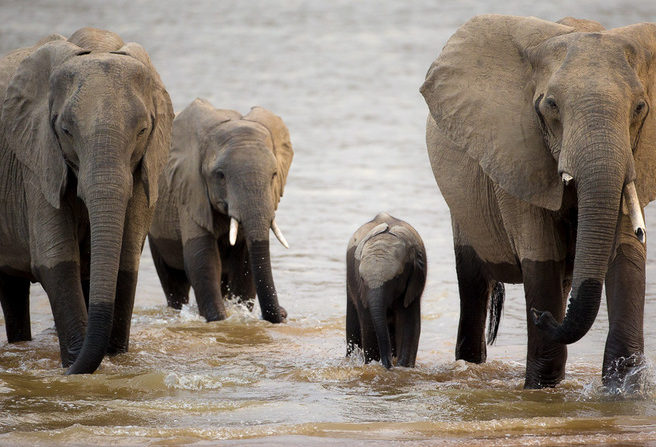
[603,239,645,390]
[150,236,190,309]
[37,262,87,367]
[221,241,255,310]
[0,273,31,343]
[109,181,153,355]
[454,244,490,363]
[395,297,421,368]
[522,259,568,389]
[183,235,227,321]
[345,288,361,357]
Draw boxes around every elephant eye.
[137,127,147,137]
[216,170,225,180]
[61,126,72,137]
[272,172,278,180]
[634,100,647,116]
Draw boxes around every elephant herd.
[1,14,655,391]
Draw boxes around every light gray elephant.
[421,15,656,389]
[0,28,173,374]
[148,99,293,323]
[346,213,426,369]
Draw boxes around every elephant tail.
[486,281,504,345]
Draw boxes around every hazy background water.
[2,0,656,445]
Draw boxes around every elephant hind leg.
[454,244,492,363]
[0,273,31,343]
[150,239,190,309]
[395,298,421,368]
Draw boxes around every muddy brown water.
[2,1,656,445]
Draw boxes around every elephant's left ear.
[609,23,656,207]
[115,42,174,207]
[243,107,294,209]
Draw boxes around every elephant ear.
[167,98,241,232]
[0,39,88,209]
[68,27,125,52]
[389,224,426,308]
[354,223,389,261]
[420,14,574,211]
[243,106,294,209]
[609,23,656,207]
[114,42,174,207]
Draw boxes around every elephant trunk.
[533,133,626,344]
[241,206,284,324]
[67,142,131,374]
[367,287,393,369]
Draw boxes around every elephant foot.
[602,353,646,395]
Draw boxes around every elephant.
[0,27,173,374]
[346,213,426,369]
[420,15,656,389]
[148,98,293,323]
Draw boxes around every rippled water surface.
[2,1,656,445]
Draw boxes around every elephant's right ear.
[1,40,87,209]
[420,14,573,211]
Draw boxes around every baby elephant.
[346,213,427,368]
[148,99,293,324]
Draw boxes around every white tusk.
[561,172,573,186]
[271,219,289,249]
[624,181,646,244]
[229,217,239,246]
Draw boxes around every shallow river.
[2,1,656,445]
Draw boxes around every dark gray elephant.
[421,15,656,389]
[0,28,173,374]
[346,213,426,369]
[148,99,293,323]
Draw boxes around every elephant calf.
[148,99,293,324]
[346,213,426,368]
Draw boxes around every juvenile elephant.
[421,15,656,388]
[148,99,293,323]
[346,213,426,369]
[0,28,173,374]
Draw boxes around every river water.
[2,0,656,445]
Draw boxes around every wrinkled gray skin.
[148,99,293,323]
[421,15,656,389]
[346,213,426,369]
[0,28,173,374]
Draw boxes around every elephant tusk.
[624,181,646,244]
[229,217,239,246]
[271,219,289,249]
[561,172,573,186]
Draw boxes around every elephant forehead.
[358,235,406,288]
[54,53,150,89]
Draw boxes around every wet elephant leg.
[0,273,31,342]
[150,237,190,309]
[37,262,87,367]
[454,245,491,363]
[183,235,227,321]
[522,259,568,389]
[395,297,421,367]
[603,241,645,390]
[346,287,361,356]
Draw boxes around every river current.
[2,1,656,445]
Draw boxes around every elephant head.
[0,33,173,373]
[420,15,656,345]
[167,99,293,323]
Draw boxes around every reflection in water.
[2,0,656,445]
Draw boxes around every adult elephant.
[0,28,173,374]
[420,15,656,389]
[148,99,293,323]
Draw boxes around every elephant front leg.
[603,237,646,391]
[522,259,568,389]
[221,240,256,310]
[454,245,490,363]
[395,298,421,368]
[345,287,361,357]
[0,273,31,343]
[183,234,227,321]
[37,262,87,367]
